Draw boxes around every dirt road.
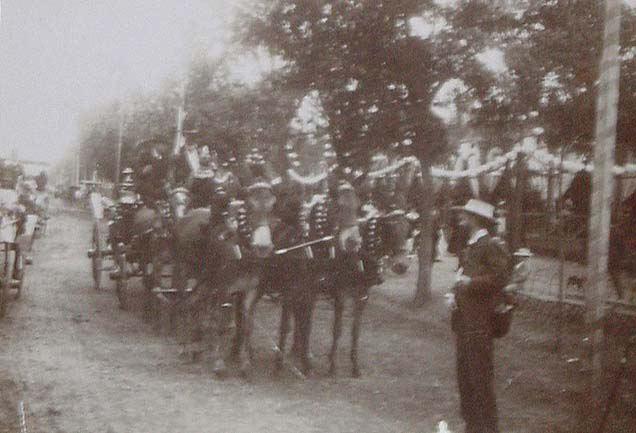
[0,208,634,433]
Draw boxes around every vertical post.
[510,152,526,253]
[173,80,187,157]
[556,152,567,353]
[169,80,187,185]
[75,149,80,185]
[588,0,621,384]
[546,164,555,239]
[414,159,433,306]
[115,107,124,187]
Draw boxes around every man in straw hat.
[450,198,510,433]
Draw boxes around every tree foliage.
[241,0,454,168]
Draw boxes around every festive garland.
[431,144,636,179]
[432,150,515,179]
[528,149,636,176]
[281,133,636,183]
[287,168,328,185]
[367,157,409,179]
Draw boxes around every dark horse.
[272,161,415,377]
[151,156,280,376]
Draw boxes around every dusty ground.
[0,204,635,433]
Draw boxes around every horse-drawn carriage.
[86,135,422,377]
[87,138,173,310]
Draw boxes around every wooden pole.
[173,80,187,157]
[587,0,621,384]
[414,159,433,306]
[115,107,124,186]
[75,149,80,185]
[510,152,526,253]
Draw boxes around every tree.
[241,0,463,304]
[467,0,636,161]
[181,52,300,171]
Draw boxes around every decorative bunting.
[287,168,328,185]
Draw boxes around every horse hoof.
[213,360,228,378]
[238,360,252,378]
[228,344,241,363]
[179,350,202,364]
[300,360,313,376]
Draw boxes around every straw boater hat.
[461,199,496,225]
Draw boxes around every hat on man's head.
[461,199,496,224]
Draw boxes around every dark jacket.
[454,233,509,335]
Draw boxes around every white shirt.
[467,228,489,246]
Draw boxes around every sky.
[0,0,240,164]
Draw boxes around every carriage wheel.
[0,276,7,319]
[0,246,9,319]
[13,252,24,300]
[36,218,47,238]
[115,248,129,310]
[91,223,103,290]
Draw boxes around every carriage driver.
[133,139,171,206]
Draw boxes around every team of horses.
[114,141,420,378]
[111,134,636,378]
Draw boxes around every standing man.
[451,199,510,433]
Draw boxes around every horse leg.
[351,291,368,378]
[291,306,303,357]
[297,298,315,375]
[167,257,186,336]
[229,291,245,362]
[275,296,292,374]
[237,288,260,376]
[328,293,344,376]
[212,288,233,378]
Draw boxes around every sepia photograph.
[1,1,636,432]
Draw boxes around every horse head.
[243,180,277,258]
[335,181,362,254]
[169,187,191,220]
[375,206,412,275]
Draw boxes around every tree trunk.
[413,159,434,307]
[509,152,527,252]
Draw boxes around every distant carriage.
[87,138,171,310]
[0,159,29,318]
